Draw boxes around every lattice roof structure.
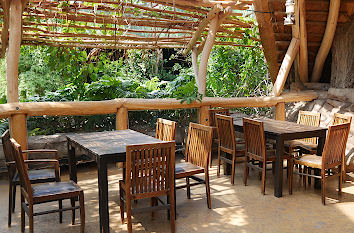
[0,0,256,54]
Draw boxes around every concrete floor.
[1,157,354,233]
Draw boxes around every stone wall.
[286,88,354,172]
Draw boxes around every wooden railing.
[0,91,318,151]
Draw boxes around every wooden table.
[67,130,163,233]
[233,118,327,198]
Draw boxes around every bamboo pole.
[275,102,285,121]
[311,0,340,83]
[0,91,318,119]
[7,0,27,150]
[116,107,128,130]
[272,38,300,97]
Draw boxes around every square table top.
[233,117,327,136]
[67,129,163,157]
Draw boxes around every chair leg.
[126,198,133,233]
[261,161,266,195]
[79,192,85,233]
[8,182,13,227]
[217,148,221,177]
[21,195,25,233]
[169,188,176,233]
[70,197,76,225]
[321,173,326,205]
[186,177,191,199]
[338,165,342,195]
[303,167,307,188]
[119,182,125,223]
[12,184,16,213]
[29,204,34,233]
[243,157,249,186]
[231,153,236,185]
[288,159,293,195]
[205,172,211,209]
[59,200,63,223]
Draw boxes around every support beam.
[199,105,210,126]
[116,107,128,130]
[272,38,300,97]
[253,0,278,84]
[298,0,308,83]
[10,114,28,156]
[275,102,286,121]
[311,0,340,83]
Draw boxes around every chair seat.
[175,162,204,179]
[33,181,82,202]
[293,154,322,169]
[14,169,56,183]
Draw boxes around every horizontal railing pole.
[0,91,318,119]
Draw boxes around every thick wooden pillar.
[7,0,27,150]
[116,107,128,130]
[199,105,210,126]
[275,102,286,121]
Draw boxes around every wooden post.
[199,105,210,126]
[311,0,340,83]
[298,0,308,83]
[272,38,300,96]
[7,0,27,150]
[275,103,286,121]
[116,107,128,130]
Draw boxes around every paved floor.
[1,156,354,233]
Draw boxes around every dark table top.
[67,129,163,157]
[233,117,327,136]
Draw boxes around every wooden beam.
[275,102,286,121]
[311,0,340,83]
[199,105,211,125]
[0,0,9,58]
[183,5,222,55]
[272,38,300,97]
[0,91,318,118]
[299,0,309,83]
[253,0,278,84]
[10,114,28,154]
[116,107,128,130]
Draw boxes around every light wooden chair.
[155,118,177,141]
[332,113,352,181]
[175,123,213,209]
[1,130,60,227]
[119,141,176,233]
[243,118,291,195]
[10,138,85,233]
[215,114,245,184]
[289,122,351,204]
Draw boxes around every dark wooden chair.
[175,122,213,209]
[243,118,291,195]
[332,113,352,181]
[155,118,177,141]
[119,141,176,233]
[1,130,60,227]
[289,122,351,205]
[215,114,245,185]
[9,138,85,233]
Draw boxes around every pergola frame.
[0,0,318,151]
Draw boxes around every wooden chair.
[289,123,351,205]
[9,138,85,233]
[155,118,177,141]
[332,113,352,181]
[243,118,291,195]
[215,114,245,185]
[1,130,60,227]
[175,123,213,209]
[119,141,176,233]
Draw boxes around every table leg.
[274,136,284,197]
[98,157,109,233]
[314,131,326,189]
[67,142,77,183]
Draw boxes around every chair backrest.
[185,122,213,169]
[1,130,14,164]
[209,108,230,127]
[10,138,33,199]
[155,118,177,141]
[125,141,175,198]
[322,123,350,169]
[332,113,352,126]
[243,118,267,161]
[215,114,236,152]
[297,111,321,144]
